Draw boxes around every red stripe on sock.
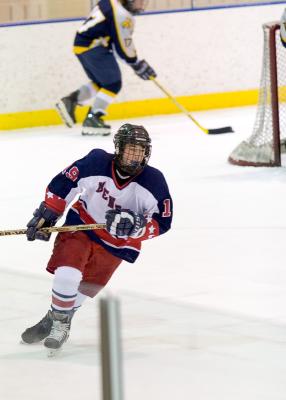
[52,295,75,309]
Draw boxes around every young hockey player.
[56,0,156,136]
[21,123,172,355]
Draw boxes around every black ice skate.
[55,90,79,128]
[82,110,111,136]
[44,310,73,356]
[21,310,53,344]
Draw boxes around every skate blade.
[20,341,44,347]
[82,127,111,136]
[46,347,62,358]
[20,339,44,345]
[20,339,33,345]
[55,101,75,128]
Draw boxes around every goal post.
[228,22,286,167]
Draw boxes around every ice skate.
[21,310,53,344]
[44,310,73,357]
[82,110,111,136]
[55,90,79,128]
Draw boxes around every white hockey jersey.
[44,149,173,263]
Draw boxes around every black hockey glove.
[131,59,157,80]
[26,202,62,241]
[105,209,147,238]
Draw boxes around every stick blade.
[207,126,234,135]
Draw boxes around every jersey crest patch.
[121,18,133,29]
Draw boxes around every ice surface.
[1,107,286,400]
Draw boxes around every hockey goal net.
[228,22,286,167]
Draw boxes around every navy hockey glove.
[26,202,61,241]
[105,209,147,238]
[131,59,157,80]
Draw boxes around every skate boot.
[82,110,111,136]
[55,90,79,128]
[44,310,73,356]
[21,310,53,344]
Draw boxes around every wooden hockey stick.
[0,223,106,237]
[151,77,234,134]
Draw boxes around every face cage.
[115,142,152,175]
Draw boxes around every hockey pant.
[76,46,122,95]
[47,231,122,298]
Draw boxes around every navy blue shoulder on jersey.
[135,165,170,201]
[78,149,114,178]
[48,149,114,199]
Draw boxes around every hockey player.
[280,8,286,47]
[21,123,172,355]
[56,0,156,136]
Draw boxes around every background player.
[56,0,157,136]
[21,123,172,355]
[280,8,286,47]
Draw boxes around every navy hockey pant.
[76,46,122,94]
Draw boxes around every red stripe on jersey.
[52,295,75,309]
[45,188,66,213]
[72,200,143,250]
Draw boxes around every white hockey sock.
[52,266,83,312]
[73,291,88,311]
[91,89,116,115]
[77,82,98,105]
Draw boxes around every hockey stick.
[0,223,106,237]
[151,77,234,134]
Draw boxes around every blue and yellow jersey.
[74,0,137,64]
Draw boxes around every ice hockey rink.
[1,106,286,400]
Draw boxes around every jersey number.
[65,166,79,182]
[78,6,105,33]
[162,199,172,217]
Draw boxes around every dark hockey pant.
[76,46,122,95]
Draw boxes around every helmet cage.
[114,124,152,175]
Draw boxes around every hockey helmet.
[121,0,148,14]
[114,123,152,175]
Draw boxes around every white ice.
[1,106,286,400]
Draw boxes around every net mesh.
[229,23,286,166]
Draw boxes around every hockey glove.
[131,59,157,80]
[26,202,62,241]
[105,209,147,238]
[281,9,286,47]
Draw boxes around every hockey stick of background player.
[150,77,234,134]
[0,223,106,237]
